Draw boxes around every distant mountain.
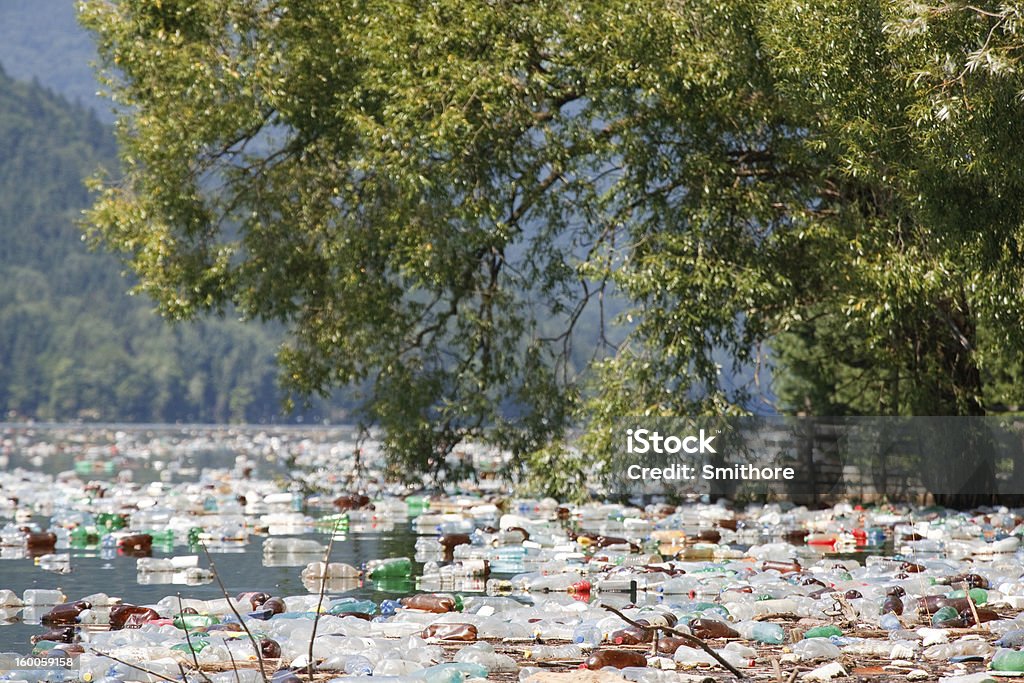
[0,65,340,423]
[0,0,111,121]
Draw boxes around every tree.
[80,0,1024,501]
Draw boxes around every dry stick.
[226,640,243,683]
[178,591,216,683]
[307,520,342,680]
[86,647,180,683]
[200,540,270,683]
[600,603,745,679]
[785,666,800,683]
[962,581,983,629]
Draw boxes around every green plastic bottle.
[991,648,1024,672]
[145,529,175,545]
[803,625,843,639]
[931,605,962,627]
[406,496,430,517]
[364,557,412,580]
[947,588,988,605]
[173,613,220,630]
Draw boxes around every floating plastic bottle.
[365,557,413,580]
[23,589,65,606]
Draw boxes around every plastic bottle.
[400,593,463,613]
[584,649,647,669]
[689,618,739,639]
[802,625,843,639]
[523,644,583,661]
[0,590,23,608]
[109,604,161,630]
[737,621,785,645]
[23,589,65,606]
[573,622,603,647]
[923,639,992,661]
[879,613,902,630]
[364,557,412,580]
[266,538,325,554]
[35,553,70,572]
[931,606,963,628]
[453,642,518,673]
[792,638,841,661]
[174,613,220,630]
[420,623,478,641]
[340,654,374,676]
[991,648,1024,672]
[610,626,650,645]
[41,601,91,625]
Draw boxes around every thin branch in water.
[178,591,215,683]
[308,519,343,680]
[199,540,270,683]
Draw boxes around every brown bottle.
[237,591,272,610]
[41,601,91,625]
[610,625,649,645]
[31,626,76,644]
[942,573,989,589]
[333,494,371,511]
[917,595,970,615]
[401,593,459,613]
[783,529,809,544]
[899,561,925,574]
[762,560,802,574]
[440,533,471,560]
[882,595,904,616]
[420,623,478,641]
[261,638,282,658]
[27,532,57,550]
[262,597,286,615]
[960,607,1000,625]
[718,518,738,531]
[596,535,630,548]
[118,534,153,552]
[689,617,739,639]
[109,604,160,630]
[584,649,648,670]
[694,529,721,543]
[656,636,691,655]
[844,590,863,600]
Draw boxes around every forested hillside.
[0,0,108,119]
[0,65,333,423]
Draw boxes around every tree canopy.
[80,0,1024,497]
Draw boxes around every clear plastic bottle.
[573,622,603,647]
[341,654,374,676]
[23,589,65,606]
[523,644,583,661]
[792,638,841,661]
